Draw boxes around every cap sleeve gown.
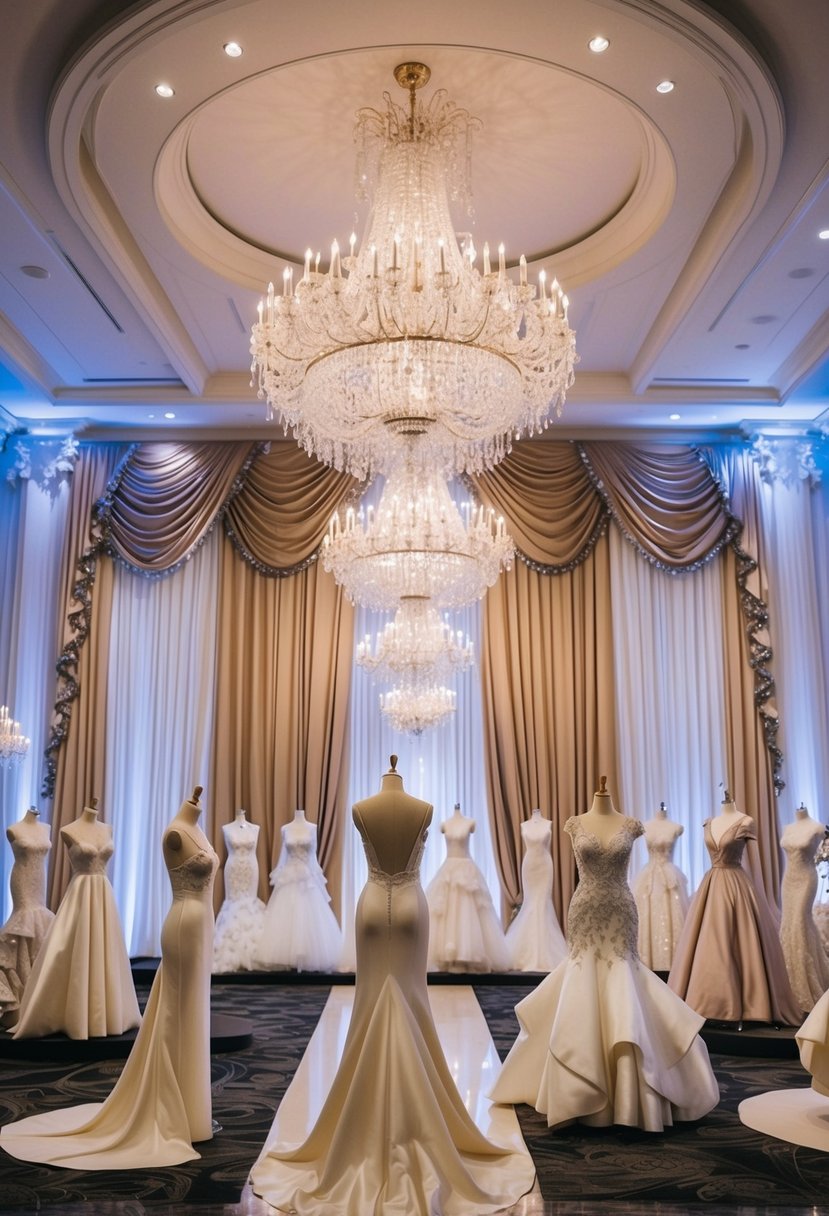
[668,817,802,1024]
[426,815,509,972]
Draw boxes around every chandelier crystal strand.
[380,680,457,736]
[0,705,30,767]
[250,64,577,480]
[356,596,474,682]
[321,457,514,610]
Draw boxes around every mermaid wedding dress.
[251,767,535,1214]
[779,816,829,1012]
[0,814,55,1027]
[491,815,719,1131]
[212,813,266,973]
[505,812,568,972]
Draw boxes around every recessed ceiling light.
[656,80,675,94]
[750,314,777,325]
[20,264,50,279]
[788,267,814,279]
[819,229,829,240]
[164,411,176,419]
[155,83,175,98]
[588,35,609,53]
[223,41,243,57]
[669,413,681,421]
[735,343,750,350]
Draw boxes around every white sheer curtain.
[608,527,729,890]
[0,472,71,918]
[104,532,220,955]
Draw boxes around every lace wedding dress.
[13,834,139,1039]
[505,815,567,972]
[668,817,802,1024]
[212,817,266,973]
[0,827,54,1026]
[491,816,719,1131]
[253,818,341,971]
[426,813,509,972]
[633,819,690,970]
[251,805,535,1214]
[1,844,218,1168]
[779,823,829,1011]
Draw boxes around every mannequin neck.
[656,804,667,819]
[23,808,40,823]
[235,808,247,823]
[81,806,99,824]
[380,771,404,792]
[796,806,810,820]
[293,809,307,822]
[531,808,542,819]
[719,799,740,816]
[176,799,202,827]
[589,791,615,816]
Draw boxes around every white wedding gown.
[491,816,719,1131]
[213,819,266,973]
[13,834,139,1040]
[779,828,829,1012]
[426,815,509,972]
[0,830,54,1026]
[632,822,690,970]
[505,819,567,972]
[251,807,535,1214]
[253,821,342,971]
[1,844,218,1168]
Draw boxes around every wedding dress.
[13,833,139,1039]
[251,803,535,1214]
[1,843,218,1168]
[426,812,509,972]
[212,815,266,973]
[633,817,690,970]
[0,822,54,1026]
[253,815,341,971]
[779,821,829,1011]
[490,816,719,1131]
[668,817,802,1024]
[505,813,567,972]
[797,985,829,1097]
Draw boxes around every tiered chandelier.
[380,682,457,736]
[356,596,474,683]
[0,704,29,768]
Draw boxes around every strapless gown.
[1,846,218,1167]
[13,835,139,1040]
[505,824,568,972]
[779,830,829,1012]
[212,821,266,973]
[0,833,55,1026]
[633,831,690,971]
[491,816,719,1131]
[253,823,342,972]
[251,809,536,1214]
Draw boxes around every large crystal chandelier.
[0,705,29,768]
[321,455,514,610]
[356,595,474,683]
[380,680,457,736]
[250,63,577,480]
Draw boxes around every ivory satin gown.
[505,817,568,972]
[1,845,218,1168]
[251,804,535,1214]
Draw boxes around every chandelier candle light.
[380,680,457,736]
[356,596,474,683]
[250,62,577,480]
[0,705,30,768]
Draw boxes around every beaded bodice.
[8,833,51,908]
[67,835,114,877]
[169,847,218,897]
[565,816,643,964]
[282,829,316,865]
[361,828,427,892]
[781,824,823,882]
[223,821,261,901]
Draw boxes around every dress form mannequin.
[779,804,829,1011]
[1,785,219,1168]
[426,803,509,972]
[13,798,139,1039]
[0,808,55,1027]
[253,808,341,972]
[633,801,690,971]
[212,808,266,973]
[251,757,535,1214]
[491,778,718,1131]
[668,791,802,1025]
[506,809,567,972]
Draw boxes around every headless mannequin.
[442,803,474,835]
[781,804,823,848]
[60,797,111,851]
[7,807,51,848]
[352,755,432,874]
[579,776,625,845]
[234,808,249,826]
[522,808,551,842]
[283,808,315,844]
[709,790,749,846]
[643,801,684,845]
[164,786,210,865]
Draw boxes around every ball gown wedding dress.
[505,815,568,972]
[13,832,139,1040]
[251,804,535,1214]
[0,824,54,1026]
[668,817,802,1024]
[426,813,509,972]
[491,816,719,1131]
[633,818,690,970]
[1,841,218,1168]
[253,817,341,972]
[779,822,829,1012]
[212,816,266,973]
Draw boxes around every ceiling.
[0,0,827,444]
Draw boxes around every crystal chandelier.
[250,62,577,480]
[356,595,474,683]
[380,679,456,736]
[321,455,514,610]
[0,705,30,768]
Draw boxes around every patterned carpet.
[0,982,825,1211]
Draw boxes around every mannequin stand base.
[739,1087,829,1151]
[0,1012,252,1062]
[699,1020,798,1059]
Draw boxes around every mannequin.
[14,798,139,1040]
[633,801,690,971]
[426,803,509,973]
[1,785,219,1168]
[253,808,342,972]
[491,778,718,1131]
[0,807,55,1027]
[506,809,567,972]
[212,808,266,973]
[668,791,802,1025]
[251,757,535,1214]
[779,804,829,1011]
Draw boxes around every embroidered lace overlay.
[169,849,218,896]
[564,816,644,965]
